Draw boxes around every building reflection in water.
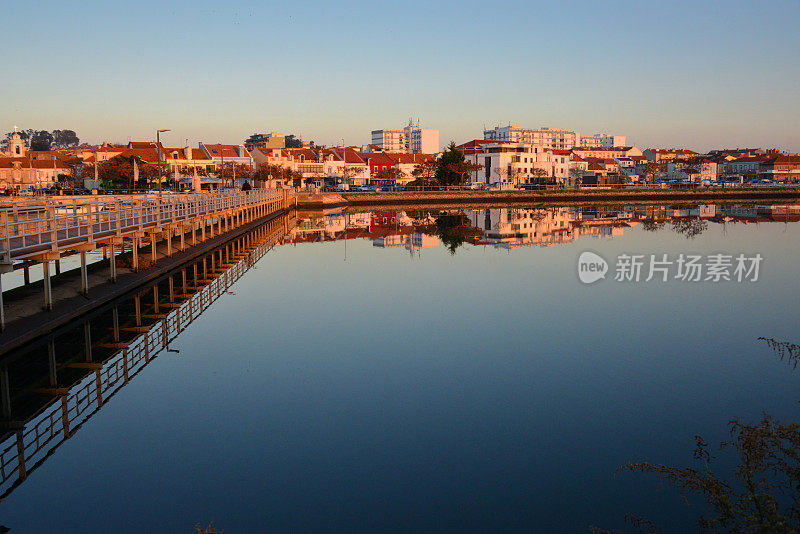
[287,204,800,254]
[0,213,293,500]
[1,202,798,501]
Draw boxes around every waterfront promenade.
[295,186,800,209]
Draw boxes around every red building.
[360,152,396,184]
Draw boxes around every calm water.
[1,204,800,533]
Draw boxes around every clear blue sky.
[3,0,799,152]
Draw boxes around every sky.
[3,0,799,152]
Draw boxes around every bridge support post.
[84,321,93,362]
[43,260,53,311]
[132,237,139,272]
[109,243,117,282]
[150,232,158,265]
[134,295,141,326]
[69,244,95,296]
[80,252,88,295]
[0,263,13,329]
[1,364,10,420]
[15,430,25,479]
[112,307,120,343]
[48,339,57,387]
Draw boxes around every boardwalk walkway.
[0,190,291,328]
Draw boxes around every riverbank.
[294,188,800,210]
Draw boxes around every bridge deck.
[1,190,286,261]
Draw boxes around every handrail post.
[48,206,58,252]
[116,201,122,237]
[1,210,10,262]
[88,202,95,244]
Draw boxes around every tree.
[570,167,589,188]
[683,163,699,182]
[492,166,508,185]
[218,163,254,188]
[52,130,80,147]
[671,218,708,239]
[435,212,473,254]
[600,337,800,533]
[435,142,466,186]
[530,167,549,185]
[374,166,402,184]
[255,163,292,186]
[67,160,92,187]
[411,160,440,186]
[98,157,134,189]
[99,155,159,189]
[447,161,484,186]
[285,135,303,148]
[644,161,666,182]
[30,130,54,151]
[341,165,364,186]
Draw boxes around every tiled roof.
[203,144,248,158]
[286,148,319,162]
[387,153,434,164]
[730,155,775,163]
[330,147,365,164]
[648,148,698,155]
[359,152,395,165]
[117,148,161,162]
[0,157,71,169]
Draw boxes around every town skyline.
[4,0,799,153]
[1,122,798,156]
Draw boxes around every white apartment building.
[410,128,439,154]
[483,125,579,150]
[371,123,439,154]
[465,142,570,186]
[579,133,626,148]
[371,129,407,152]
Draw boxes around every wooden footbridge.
[0,190,292,329]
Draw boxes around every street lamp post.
[156,129,171,195]
[341,139,347,188]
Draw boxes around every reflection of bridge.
[0,190,291,325]
[0,213,291,500]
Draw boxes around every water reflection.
[0,214,291,500]
[289,204,800,253]
[1,202,799,532]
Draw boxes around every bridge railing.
[0,189,284,261]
